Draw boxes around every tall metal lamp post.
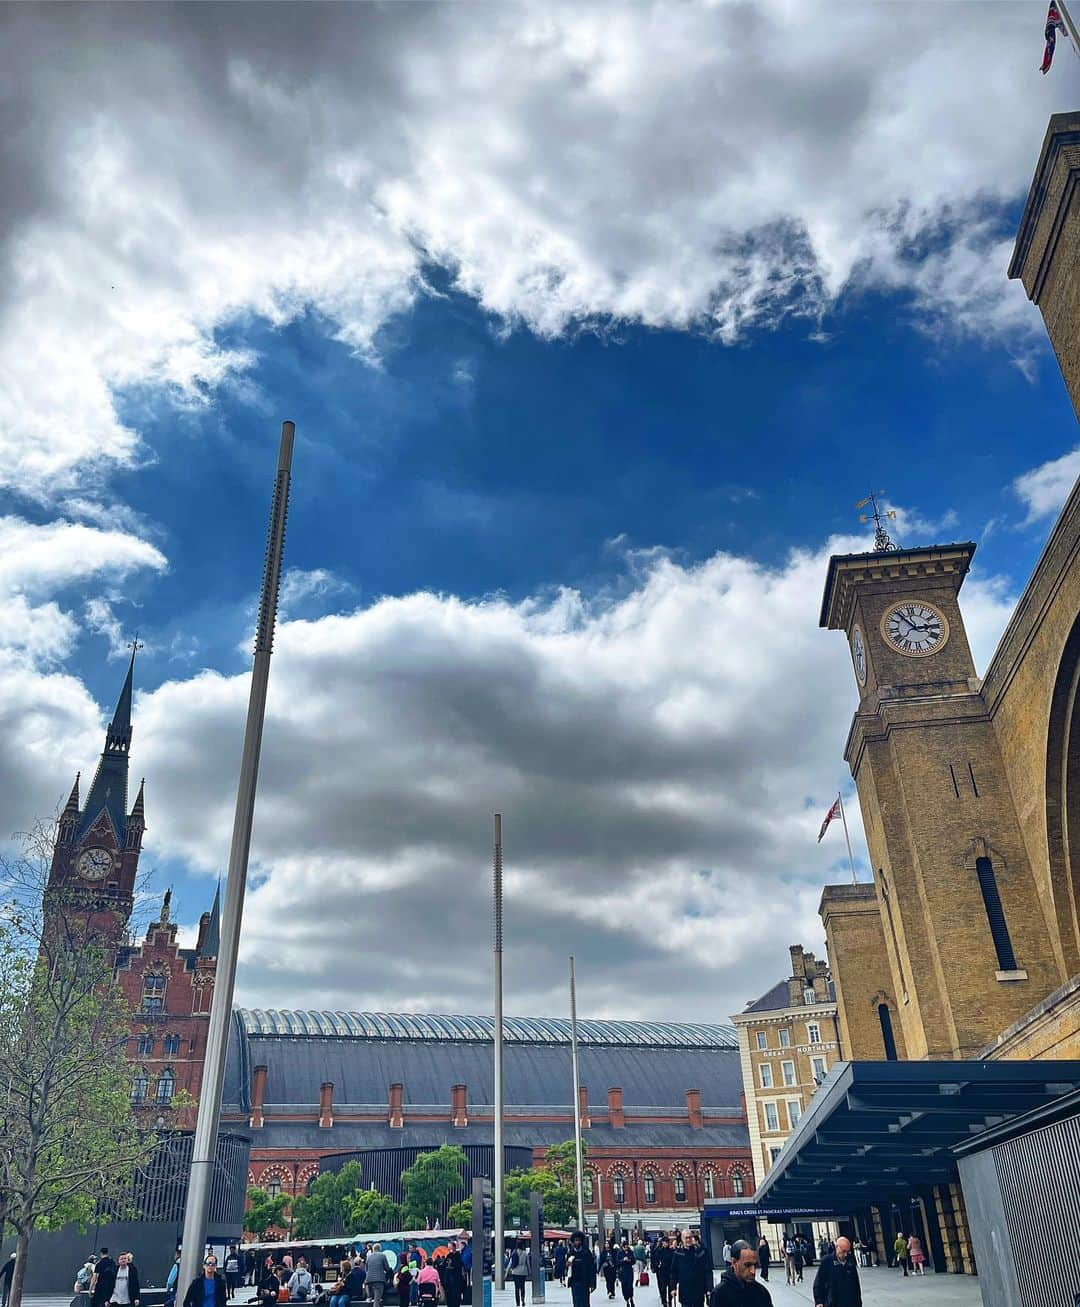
[177,421,295,1295]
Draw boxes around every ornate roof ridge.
[236,1007,738,1049]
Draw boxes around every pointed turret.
[64,773,80,814]
[57,772,81,844]
[197,883,221,959]
[126,777,147,851]
[78,646,138,842]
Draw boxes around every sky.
[1,2,1079,1027]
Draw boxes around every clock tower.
[47,646,144,939]
[821,543,1062,1059]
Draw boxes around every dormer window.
[803,987,816,1005]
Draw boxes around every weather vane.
[856,491,898,553]
[127,633,144,655]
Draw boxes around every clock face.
[76,846,113,881]
[851,624,867,686]
[880,600,949,658]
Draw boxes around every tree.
[446,1198,472,1228]
[543,1139,587,1190]
[400,1145,466,1228]
[504,1168,577,1227]
[245,1186,291,1239]
[290,1161,365,1238]
[348,1190,403,1234]
[0,825,157,1307]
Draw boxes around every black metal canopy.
[752,1060,1080,1214]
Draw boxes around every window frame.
[673,1174,687,1203]
[781,1059,796,1086]
[787,1099,802,1127]
[778,1027,791,1047]
[612,1175,625,1205]
[759,1063,774,1089]
[155,1068,175,1105]
[807,1022,821,1044]
[764,1101,780,1131]
[643,1175,656,1204]
[732,1172,745,1197]
[755,1030,768,1050]
[811,1055,827,1082]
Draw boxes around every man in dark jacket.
[183,1256,228,1307]
[651,1237,673,1307]
[567,1231,597,1307]
[672,1233,712,1307]
[709,1243,771,1306]
[811,1239,861,1307]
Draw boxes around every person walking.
[791,1239,803,1285]
[75,1256,98,1300]
[224,1249,242,1302]
[907,1236,925,1275]
[394,1263,412,1307]
[365,1246,390,1307]
[652,1237,672,1307]
[165,1253,182,1307]
[553,1243,567,1288]
[811,1238,861,1307]
[598,1243,617,1301]
[632,1239,646,1286]
[755,1240,770,1284]
[891,1233,908,1277]
[567,1232,597,1307]
[111,1252,141,1307]
[441,1241,464,1307]
[1,1254,16,1307]
[92,1248,118,1307]
[508,1240,531,1307]
[671,1233,711,1307]
[709,1242,771,1306]
[616,1245,636,1307]
[183,1256,228,1307]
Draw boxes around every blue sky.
[1,2,1078,1018]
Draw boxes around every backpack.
[296,1271,312,1300]
[510,1252,520,1272]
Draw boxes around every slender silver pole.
[569,956,585,1232]
[493,814,505,1290]
[177,421,295,1296]
[837,792,858,886]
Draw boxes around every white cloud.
[0,2,1055,498]
[116,537,1009,1019]
[278,568,351,613]
[1013,447,1080,523]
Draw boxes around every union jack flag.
[817,797,841,843]
[1042,2,1066,73]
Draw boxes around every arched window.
[142,974,166,1014]
[643,1175,656,1204]
[163,1034,181,1056]
[673,1174,687,1203]
[702,1171,715,1199]
[136,1033,154,1055]
[130,1072,149,1104]
[878,1003,898,1061]
[612,1175,625,1205]
[732,1172,745,1197]
[266,1178,282,1198]
[155,1069,175,1105]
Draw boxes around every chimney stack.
[686,1088,702,1129]
[608,1086,624,1128]
[452,1083,468,1127]
[319,1082,334,1129]
[578,1084,591,1129]
[389,1082,404,1129]
[250,1064,268,1129]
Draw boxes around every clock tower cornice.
[820,543,977,633]
[843,691,990,772]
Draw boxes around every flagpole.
[1059,0,1080,55]
[837,792,858,886]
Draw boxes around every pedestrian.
[394,1264,412,1307]
[721,1243,731,1273]
[415,1263,440,1307]
[257,1265,281,1307]
[781,1239,794,1288]
[365,1246,390,1307]
[183,1256,228,1307]
[891,1233,908,1277]
[1,1254,16,1307]
[111,1252,141,1307]
[756,1239,770,1283]
[288,1260,315,1302]
[224,1249,242,1302]
[652,1236,673,1307]
[567,1231,597,1307]
[811,1237,861,1307]
[554,1244,567,1287]
[632,1238,646,1286]
[441,1241,464,1307]
[508,1240,531,1307]
[598,1243,617,1301]
[907,1235,925,1275]
[792,1240,803,1284]
[329,1261,353,1307]
[709,1241,771,1306]
[92,1248,118,1307]
[75,1255,97,1299]
[616,1245,636,1307]
[671,1232,711,1307]
[166,1252,182,1307]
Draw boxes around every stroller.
[417,1279,440,1307]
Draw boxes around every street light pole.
[569,956,585,1233]
[493,814,505,1291]
[177,421,295,1296]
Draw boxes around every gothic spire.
[78,645,138,842]
[63,772,80,815]
[198,882,221,959]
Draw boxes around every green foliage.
[348,1190,403,1234]
[400,1145,466,1228]
[0,834,157,1307]
[504,1168,577,1227]
[543,1139,587,1190]
[245,1187,291,1239]
[291,1161,365,1239]
[446,1198,472,1228]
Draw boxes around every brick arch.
[248,1169,258,1189]
[296,1162,320,1190]
[257,1163,295,1193]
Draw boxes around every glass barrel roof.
[237,1008,738,1048]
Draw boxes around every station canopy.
[752,1060,1080,1215]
